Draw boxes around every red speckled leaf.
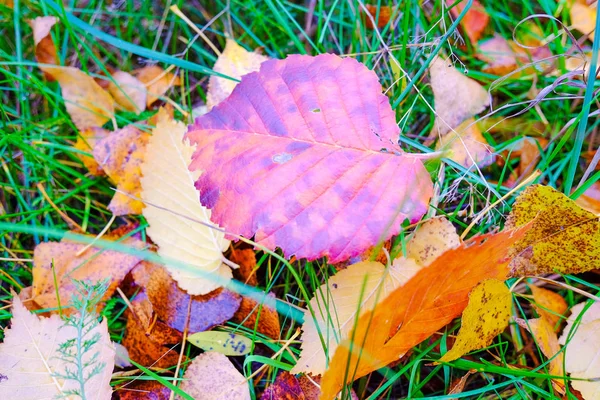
[187,54,433,263]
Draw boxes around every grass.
[1,0,600,399]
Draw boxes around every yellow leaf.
[435,118,494,169]
[559,301,600,399]
[507,185,600,276]
[207,39,269,109]
[0,294,115,398]
[42,66,115,130]
[439,279,511,363]
[429,57,489,139]
[134,65,180,106]
[107,70,147,114]
[140,110,231,295]
[74,127,109,176]
[529,285,568,329]
[570,2,596,42]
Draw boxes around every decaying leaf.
[559,301,600,399]
[260,372,305,400]
[207,39,269,109]
[477,34,552,77]
[439,279,512,362]
[570,2,596,41]
[177,352,250,400]
[43,66,115,130]
[108,70,147,114]
[429,57,489,138]
[530,285,568,329]
[446,0,490,44]
[188,53,433,263]
[362,5,393,29]
[499,137,548,186]
[113,380,171,400]
[478,35,518,75]
[28,16,59,80]
[507,185,600,276]
[187,331,252,356]
[74,127,109,176]
[405,216,461,266]
[31,233,144,313]
[576,182,600,214]
[93,125,150,215]
[0,295,114,399]
[231,293,281,339]
[320,227,529,399]
[230,247,259,286]
[134,65,180,106]
[436,118,494,169]
[140,109,231,295]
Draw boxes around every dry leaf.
[478,34,552,77]
[429,57,489,138]
[74,127,109,176]
[140,109,231,295]
[177,352,250,400]
[362,5,393,29]
[28,16,58,80]
[43,66,115,130]
[405,216,461,266]
[114,380,171,400]
[232,294,280,339]
[261,372,306,400]
[230,248,258,286]
[31,233,144,313]
[446,0,490,44]
[135,65,180,106]
[436,118,494,168]
[448,371,475,397]
[559,301,600,400]
[507,185,600,276]
[207,39,269,109]
[108,70,147,114]
[500,137,548,186]
[320,227,529,399]
[576,182,600,214]
[439,279,512,362]
[571,2,597,41]
[530,285,568,329]
[0,295,114,399]
[93,125,149,215]
[478,35,518,75]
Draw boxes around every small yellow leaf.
[107,70,147,114]
[405,215,461,266]
[439,279,511,363]
[435,118,494,169]
[74,127,109,176]
[507,185,600,276]
[529,285,568,329]
[207,39,269,109]
[570,2,596,42]
[43,66,115,130]
[134,65,180,106]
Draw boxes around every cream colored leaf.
[134,65,180,106]
[140,110,231,295]
[207,39,269,109]
[571,2,596,42]
[0,295,114,399]
[177,352,250,400]
[435,118,494,169]
[42,66,115,130]
[559,301,600,400]
[108,71,147,114]
[406,215,461,266]
[429,57,489,138]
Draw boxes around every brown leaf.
[232,293,280,339]
[93,125,150,215]
[130,262,242,333]
[108,71,147,114]
[446,0,490,44]
[230,248,258,286]
[134,65,180,106]
[435,118,494,168]
[320,227,529,399]
[260,372,305,400]
[478,35,518,75]
[499,137,548,186]
[31,232,144,313]
[74,127,109,176]
[576,182,600,214]
[362,5,393,29]
[28,16,58,80]
[113,380,171,400]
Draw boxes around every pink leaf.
[187,54,432,263]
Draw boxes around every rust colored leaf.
[93,125,150,215]
[260,372,305,400]
[446,0,490,44]
[74,127,109,176]
[31,232,144,313]
[230,247,258,286]
[231,293,280,339]
[134,65,180,106]
[113,380,171,400]
[529,285,567,330]
[130,262,241,333]
[187,54,433,263]
[28,16,58,80]
[320,227,529,399]
[362,5,393,29]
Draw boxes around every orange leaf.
[446,0,490,44]
[73,127,109,176]
[319,227,529,399]
[362,5,393,29]
[134,65,180,106]
[28,16,59,80]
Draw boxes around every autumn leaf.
[187,53,433,263]
[230,247,259,286]
[0,294,114,399]
[232,293,281,339]
[530,285,568,329]
[362,5,394,29]
[570,1,596,42]
[435,118,494,168]
[207,39,269,109]
[260,372,306,400]
[140,109,231,295]
[576,182,600,214]
[320,227,528,399]
[429,57,489,139]
[499,137,547,186]
[134,65,180,106]
[438,279,512,362]
[74,127,109,176]
[107,70,147,114]
[93,125,149,216]
[177,352,250,400]
[559,300,600,400]
[187,331,252,356]
[28,16,59,80]
[446,0,490,44]
[113,380,171,400]
[507,185,600,276]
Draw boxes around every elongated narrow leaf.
[187,54,433,263]
[187,331,252,356]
